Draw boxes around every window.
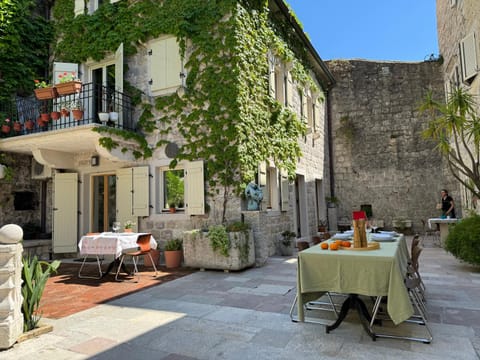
[460,33,478,82]
[157,161,204,215]
[75,0,119,15]
[149,36,183,96]
[164,169,185,210]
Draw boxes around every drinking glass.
[112,221,121,233]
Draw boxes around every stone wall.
[327,60,459,233]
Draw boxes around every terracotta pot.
[25,120,35,130]
[13,122,23,132]
[164,250,183,268]
[37,117,47,127]
[1,125,11,133]
[169,207,176,213]
[34,87,58,100]
[55,81,82,96]
[50,111,61,121]
[40,113,50,122]
[144,249,160,267]
[71,109,83,120]
[123,228,133,233]
[60,108,70,118]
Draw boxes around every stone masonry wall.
[327,60,459,233]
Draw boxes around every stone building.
[436,0,480,213]
[326,59,459,233]
[0,0,334,262]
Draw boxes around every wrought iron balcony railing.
[0,82,136,138]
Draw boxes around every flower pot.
[25,119,35,130]
[60,108,70,118]
[109,111,119,122]
[71,109,84,120]
[55,81,82,96]
[144,249,160,267]
[1,125,11,133]
[124,228,133,233]
[164,250,183,268]
[50,111,61,121]
[34,87,58,100]
[169,207,176,213]
[40,113,50,122]
[98,112,109,124]
[37,116,48,127]
[13,122,23,132]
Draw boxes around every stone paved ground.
[1,235,479,359]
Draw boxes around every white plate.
[371,234,395,242]
[379,231,397,235]
[332,233,352,240]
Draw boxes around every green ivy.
[52,0,320,222]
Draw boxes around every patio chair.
[369,245,432,343]
[78,232,104,279]
[421,219,440,247]
[290,241,345,323]
[115,233,158,282]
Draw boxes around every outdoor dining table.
[428,217,459,246]
[78,232,157,279]
[296,234,414,340]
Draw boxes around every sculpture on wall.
[245,182,263,211]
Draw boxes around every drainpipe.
[326,90,335,199]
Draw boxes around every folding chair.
[115,233,158,282]
[78,233,104,279]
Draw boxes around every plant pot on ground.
[278,230,296,256]
[164,238,183,268]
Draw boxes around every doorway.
[92,64,116,118]
[91,174,116,233]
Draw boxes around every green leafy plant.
[280,230,296,246]
[208,225,230,257]
[165,238,183,251]
[225,221,250,232]
[21,256,61,331]
[445,214,480,266]
[33,80,50,89]
[124,220,136,229]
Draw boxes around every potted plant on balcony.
[164,238,183,268]
[70,100,84,120]
[34,80,57,100]
[13,120,23,133]
[25,119,35,131]
[55,72,82,96]
[1,117,11,134]
[59,100,70,118]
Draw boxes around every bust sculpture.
[245,182,263,211]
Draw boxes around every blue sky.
[286,0,439,62]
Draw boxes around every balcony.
[0,83,139,164]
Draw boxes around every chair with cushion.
[115,233,158,282]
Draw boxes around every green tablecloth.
[297,235,414,325]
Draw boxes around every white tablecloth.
[78,232,157,258]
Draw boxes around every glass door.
[91,174,116,232]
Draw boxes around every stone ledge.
[16,323,53,344]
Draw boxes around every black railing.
[0,82,136,138]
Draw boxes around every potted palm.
[164,238,183,268]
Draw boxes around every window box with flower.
[55,72,82,96]
[34,80,57,100]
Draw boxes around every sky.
[286,0,439,62]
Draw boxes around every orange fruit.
[335,240,343,246]
[320,242,328,250]
[342,241,351,248]
[330,242,339,250]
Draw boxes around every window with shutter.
[157,161,204,215]
[149,37,183,96]
[460,33,478,82]
[280,169,289,211]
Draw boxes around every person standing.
[441,189,456,218]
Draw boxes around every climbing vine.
[52,0,322,222]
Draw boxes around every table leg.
[101,259,130,278]
[325,294,376,341]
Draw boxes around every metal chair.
[421,219,440,247]
[115,233,158,282]
[369,245,432,343]
[78,233,104,279]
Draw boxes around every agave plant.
[21,256,60,332]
